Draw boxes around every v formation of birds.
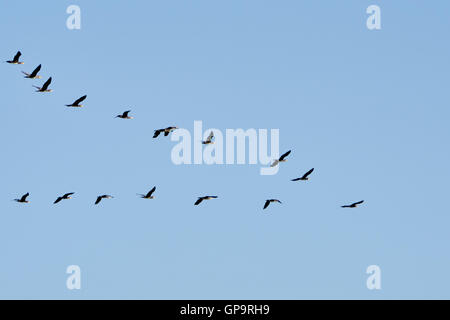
[6,50,364,210]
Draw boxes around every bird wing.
[123,110,131,117]
[54,197,62,204]
[41,77,52,90]
[64,192,75,198]
[30,64,41,77]
[153,130,161,138]
[263,200,270,209]
[73,95,86,105]
[95,197,102,205]
[302,168,314,179]
[147,186,156,197]
[291,178,301,181]
[194,198,203,205]
[353,200,364,206]
[13,51,21,62]
[20,193,29,202]
[206,131,214,142]
[279,150,291,161]
[270,159,279,167]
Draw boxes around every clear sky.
[0,1,449,299]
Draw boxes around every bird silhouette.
[14,193,30,203]
[54,193,75,204]
[116,110,133,119]
[66,95,86,107]
[271,150,291,167]
[6,51,23,64]
[341,200,364,208]
[95,195,113,205]
[263,199,282,209]
[194,196,218,205]
[202,131,214,144]
[33,77,52,92]
[291,168,314,181]
[153,126,178,138]
[22,64,41,79]
[137,186,156,199]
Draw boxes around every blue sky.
[0,1,449,299]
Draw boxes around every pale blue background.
[0,1,449,299]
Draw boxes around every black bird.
[6,51,23,64]
[66,95,86,107]
[263,199,282,209]
[22,64,41,79]
[202,131,214,145]
[14,193,30,203]
[153,126,178,138]
[138,186,156,199]
[341,200,364,208]
[194,196,218,205]
[33,77,52,92]
[95,194,113,205]
[271,150,291,167]
[116,110,133,119]
[291,168,314,181]
[54,192,75,204]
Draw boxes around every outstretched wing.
[73,95,86,105]
[54,197,62,204]
[95,196,102,205]
[13,51,21,62]
[20,193,29,202]
[302,168,314,179]
[64,192,75,198]
[30,64,41,77]
[352,200,364,206]
[41,77,52,90]
[194,198,203,205]
[263,200,270,209]
[206,131,214,142]
[123,110,131,117]
[270,159,279,167]
[153,130,162,138]
[146,186,156,197]
[279,150,291,161]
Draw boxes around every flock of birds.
[6,50,364,210]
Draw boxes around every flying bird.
[291,168,314,181]
[33,77,52,92]
[194,196,218,205]
[54,192,75,204]
[341,200,364,208]
[153,126,178,138]
[22,64,41,79]
[6,51,24,64]
[137,186,156,199]
[202,131,214,144]
[14,193,30,203]
[271,150,291,167]
[263,199,282,209]
[95,194,113,205]
[66,95,86,107]
[116,110,133,119]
